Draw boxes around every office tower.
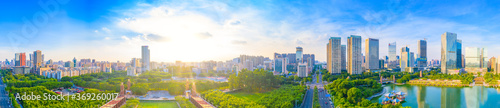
[497,56,500,74]
[365,38,379,70]
[388,42,397,69]
[456,40,463,68]
[15,53,26,66]
[347,35,362,75]
[400,47,410,69]
[490,57,496,72]
[341,45,347,71]
[465,47,481,68]
[379,59,385,69]
[297,63,308,77]
[418,40,427,69]
[32,50,42,74]
[327,37,341,74]
[142,46,150,72]
[303,54,315,67]
[481,48,488,68]
[441,32,458,74]
[273,58,285,74]
[73,57,77,67]
[296,47,303,63]
[64,61,74,68]
[410,52,415,67]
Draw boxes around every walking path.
[366,87,387,100]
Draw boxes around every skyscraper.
[15,53,26,66]
[418,40,427,69]
[441,32,459,74]
[388,42,397,69]
[341,45,347,71]
[296,47,303,63]
[365,38,379,70]
[347,35,362,75]
[142,46,150,72]
[457,40,463,68]
[481,48,488,68]
[327,37,341,74]
[32,50,42,74]
[465,47,481,68]
[73,57,77,67]
[400,46,410,70]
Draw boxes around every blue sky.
[1,0,500,62]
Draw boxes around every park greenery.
[255,85,307,108]
[175,96,196,108]
[201,90,265,108]
[228,69,281,92]
[202,84,306,108]
[122,98,140,108]
[419,70,475,84]
[65,70,227,95]
[325,78,385,107]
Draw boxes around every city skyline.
[1,0,500,62]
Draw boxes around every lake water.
[371,84,500,108]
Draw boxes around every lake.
[371,84,500,108]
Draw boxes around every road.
[302,88,314,108]
[302,73,333,108]
[317,73,333,108]
[0,75,12,108]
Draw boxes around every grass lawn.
[139,100,178,108]
[228,91,269,102]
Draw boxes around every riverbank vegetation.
[325,78,387,107]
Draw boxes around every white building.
[127,66,137,76]
[298,63,308,77]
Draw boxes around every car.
[325,102,328,104]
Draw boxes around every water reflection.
[416,86,428,108]
[372,85,500,108]
[464,86,488,108]
[441,87,460,108]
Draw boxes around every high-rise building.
[465,47,481,68]
[14,53,26,66]
[441,32,460,74]
[456,40,463,68]
[400,47,410,70]
[418,40,427,69]
[341,45,347,71]
[388,42,397,69]
[327,37,341,74]
[297,63,308,77]
[142,46,150,72]
[365,38,379,70]
[379,59,385,69]
[481,48,488,68]
[296,47,303,63]
[73,57,77,67]
[32,50,42,74]
[273,58,285,74]
[347,35,362,75]
[490,57,496,72]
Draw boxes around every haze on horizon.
[0,0,499,63]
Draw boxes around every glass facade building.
[441,32,459,74]
[365,38,379,70]
[389,42,397,69]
